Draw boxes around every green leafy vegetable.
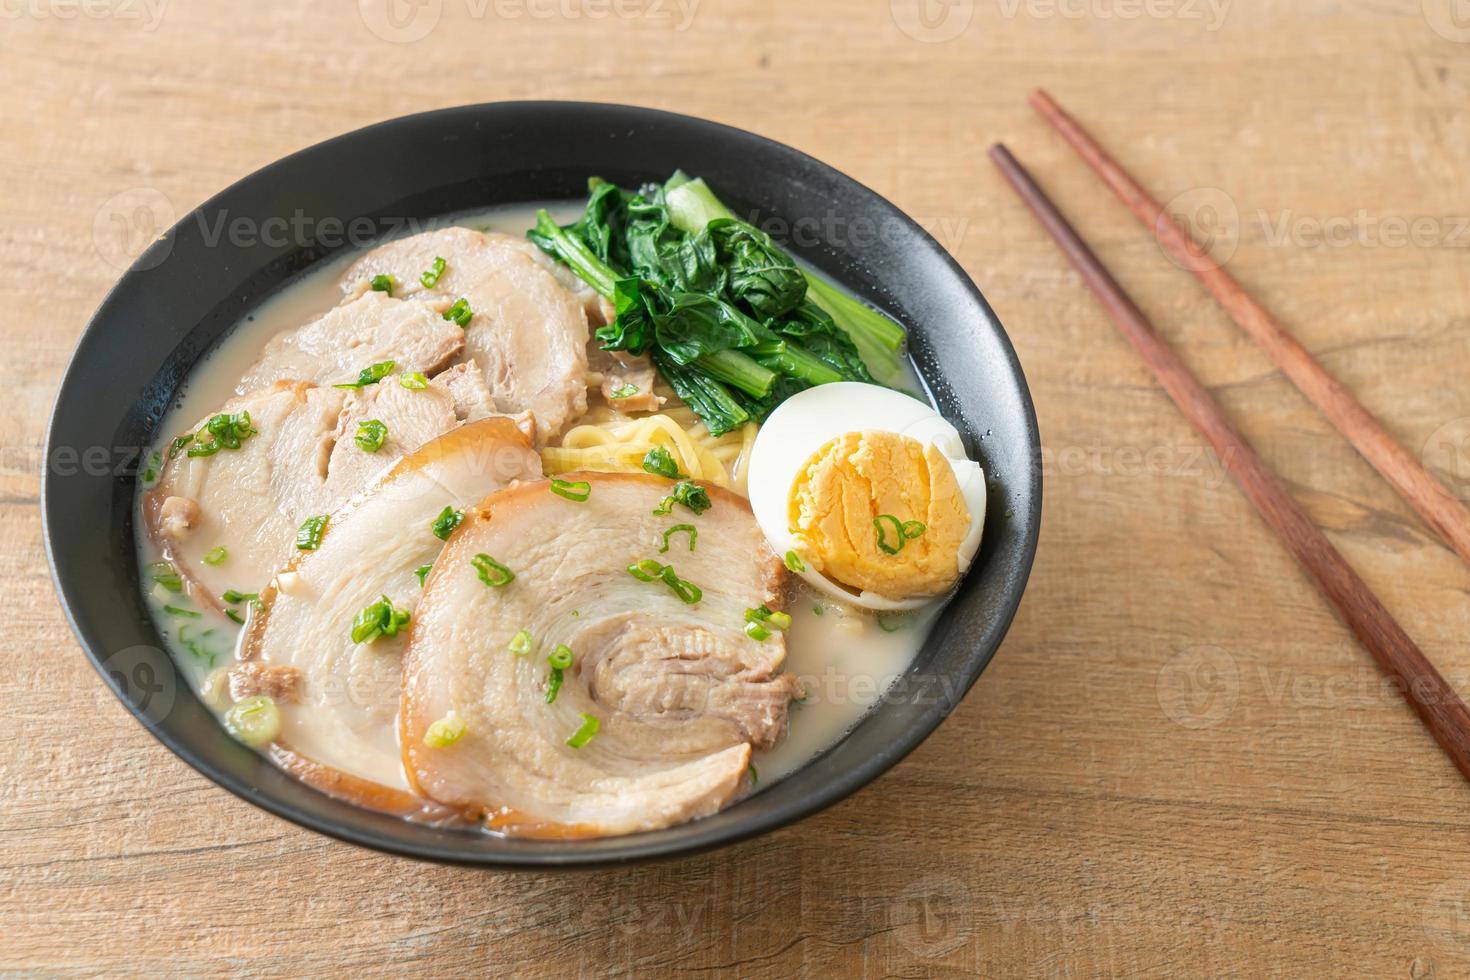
[350,594,410,644]
[296,515,328,551]
[642,446,683,480]
[655,481,711,516]
[355,419,388,453]
[334,360,396,389]
[431,506,463,541]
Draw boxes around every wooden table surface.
[7,0,1470,975]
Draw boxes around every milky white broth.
[135,201,956,805]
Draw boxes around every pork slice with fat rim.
[400,472,803,837]
[237,417,543,813]
[341,227,589,441]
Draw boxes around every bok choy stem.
[694,348,778,397]
[530,209,619,298]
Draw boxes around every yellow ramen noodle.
[543,406,758,493]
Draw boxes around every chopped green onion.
[400,372,429,390]
[653,480,711,516]
[443,297,472,327]
[744,620,772,641]
[874,514,905,555]
[141,451,162,484]
[627,558,665,582]
[546,667,565,703]
[370,273,394,296]
[147,561,183,593]
[350,594,410,644]
[168,434,193,459]
[431,506,463,541]
[420,255,446,288]
[642,446,682,480]
[550,478,591,502]
[176,624,218,666]
[548,643,574,670]
[224,695,281,747]
[202,546,228,566]
[507,629,533,656]
[659,524,697,553]
[296,515,328,551]
[812,603,825,615]
[334,359,396,389]
[355,419,388,453]
[902,520,927,540]
[609,384,639,399]
[221,589,258,605]
[748,764,759,785]
[472,553,515,587]
[163,604,201,618]
[877,612,910,633]
[784,550,806,573]
[423,711,466,748]
[746,605,792,631]
[566,713,600,748]
[186,411,258,458]
[414,563,432,586]
[225,609,245,625]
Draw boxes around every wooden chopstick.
[988,142,1470,785]
[1027,89,1470,570]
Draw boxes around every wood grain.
[5,0,1470,976]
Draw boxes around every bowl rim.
[44,100,1041,866]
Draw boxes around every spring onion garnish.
[168,434,193,459]
[202,546,228,566]
[745,605,792,631]
[546,669,564,703]
[148,560,183,593]
[548,643,574,670]
[141,451,162,484]
[334,359,396,389]
[414,563,432,586]
[355,419,388,453]
[472,553,515,587]
[224,695,281,748]
[748,764,759,785]
[812,603,825,615]
[550,478,591,502]
[566,713,600,748]
[350,594,410,644]
[626,560,703,604]
[507,628,533,656]
[609,384,639,399]
[186,411,258,458]
[642,446,682,480]
[296,515,328,551]
[225,609,244,625]
[431,506,463,541]
[902,521,926,539]
[420,255,446,288]
[443,297,473,327]
[784,550,806,573]
[659,524,697,553]
[221,589,258,605]
[176,624,218,666]
[874,514,906,555]
[653,480,711,516]
[744,620,772,642]
[423,711,466,748]
[370,273,395,296]
[163,604,201,618]
[877,612,910,633]
[400,372,429,390]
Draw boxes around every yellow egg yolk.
[787,430,970,600]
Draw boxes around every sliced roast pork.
[400,473,803,837]
[341,228,589,441]
[587,345,664,413]
[238,418,542,812]
[237,290,463,394]
[144,382,345,605]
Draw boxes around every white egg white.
[746,382,986,611]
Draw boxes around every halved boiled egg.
[747,382,986,611]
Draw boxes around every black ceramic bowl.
[44,103,1040,865]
